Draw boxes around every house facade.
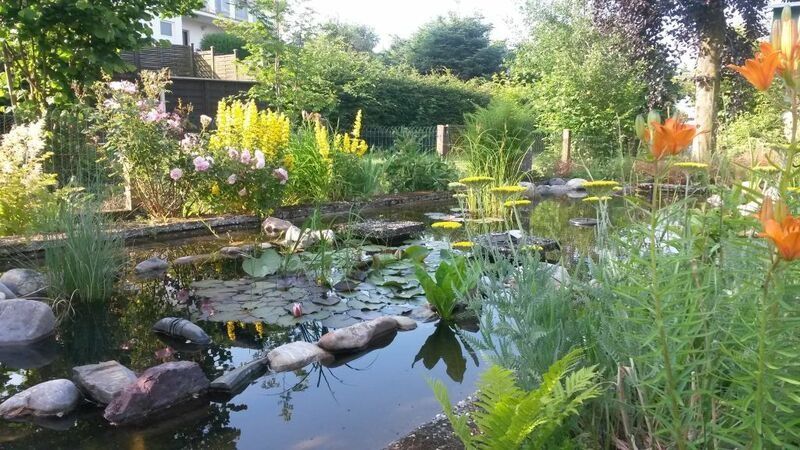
[147,0,254,48]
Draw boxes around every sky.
[304,0,524,50]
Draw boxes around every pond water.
[0,195,618,450]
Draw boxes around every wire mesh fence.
[361,126,438,151]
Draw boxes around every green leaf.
[402,244,431,263]
[242,249,282,278]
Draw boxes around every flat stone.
[73,361,137,405]
[103,361,210,425]
[390,315,418,331]
[0,269,47,297]
[173,254,217,266]
[152,317,211,345]
[209,358,269,394]
[0,379,81,419]
[135,257,168,274]
[317,317,400,353]
[0,299,56,345]
[267,341,333,372]
[409,306,439,322]
[338,220,426,245]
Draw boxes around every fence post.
[436,124,451,157]
[233,49,239,80]
[190,43,196,77]
[210,46,216,78]
[561,129,572,165]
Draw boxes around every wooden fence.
[120,45,254,81]
[167,77,257,121]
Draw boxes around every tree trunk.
[692,0,727,162]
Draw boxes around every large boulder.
[390,315,418,331]
[338,220,426,245]
[134,257,168,275]
[0,281,15,300]
[261,217,295,240]
[282,227,334,249]
[152,317,211,346]
[0,337,59,369]
[267,341,333,372]
[103,361,209,425]
[72,361,138,405]
[317,317,400,353]
[0,299,56,345]
[0,379,82,419]
[0,269,47,297]
[566,178,587,189]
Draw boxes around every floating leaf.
[402,245,431,263]
[242,249,282,278]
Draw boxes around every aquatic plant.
[44,203,124,304]
[413,255,476,321]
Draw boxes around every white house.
[147,0,254,48]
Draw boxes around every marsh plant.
[45,203,123,304]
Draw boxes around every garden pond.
[0,195,626,450]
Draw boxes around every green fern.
[431,348,601,449]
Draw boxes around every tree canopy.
[319,21,380,53]
[0,0,202,115]
[387,14,507,80]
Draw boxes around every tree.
[387,14,507,80]
[510,0,648,155]
[319,21,379,53]
[0,0,202,116]
[592,0,768,161]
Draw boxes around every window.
[160,20,173,37]
[215,0,229,16]
[235,5,248,20]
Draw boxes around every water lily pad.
[242,249,283,278]
[322,314,361,329]
[347,309,383,321]
[311,293,341,306]
[381,305,414,315]
[304,310,333,321]
[346,299,381,311]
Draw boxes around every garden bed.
[0,190,454,259]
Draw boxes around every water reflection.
[413,321,480,383]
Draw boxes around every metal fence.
[361,126,438,151]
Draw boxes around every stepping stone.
[267,341,333,372]
[338,220,426,245]
[209,358,268,395]
[318,317,400,353]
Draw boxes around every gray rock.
[317,317,400,353]
[0,269,47,297]
[135,257,168,274]
[547,177,567,186]
[73,361,137,405]
[103,361,209,425]
[0,281,15,300]
[0,299,56,345]
[152,317,211,345]
[566,178,587,189]
[209,358,268,394]
[409,305,439,322]
[548,185,573,196]
[261,217,295,240]
[219,245,254,259]
[172,254,217,266]
[0,379,81,419]
[391,315,418,331]
[338,220,426,245]
[0,337,59,369]
[282,227,334,249]
[542,263,571,288]
[267,341,333,372]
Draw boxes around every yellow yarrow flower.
[211,183,221,196]
[490,185,527,195]
[448,182,468,191]
[788,186,800,193]
[504,199,531,207]
[452,241,474,250]
[752,165,780,173]
[459,176,495,185]
[582,180,620,189]
[431,221,462,230]
[520,244,544,252]
[582,196,612,202]
[673,162,709,170]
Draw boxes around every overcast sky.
[304,0,524,50]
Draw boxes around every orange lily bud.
[634,115,647,141]
[647,110,661,126]
[782,5,795,63]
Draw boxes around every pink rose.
[169,168,183,181]
[240,150,251,165]
[193,156,210,172]
[227,147,239,159]
[226,174,237,184]
[254,150,266,169]
[272,167,288,185]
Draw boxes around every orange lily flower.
[758,197,800,261]
[649,117,696,160]
[728,42,780,91]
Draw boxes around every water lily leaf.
[361,244,390,254]
[402,245,431,263]
[371,253,400,269]
[242,249,282,278]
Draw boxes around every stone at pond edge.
[566,178,587,189]
[0,269,47,297]
[172,254,217,267]
[317,317,400,353]
[390,315,418,331]
[267,341,333,372]
[338,219,426,245]
[72,361,137,405]
[0,379,81,419]
[261,217,295,240]
[409,305,438,322]
[152,317,211,345]
[0,337,59,369]
[0,281,16,300]
[134,257,168,274]
[104,361,210,425]
[209,358,269,395]
[0,299,56,345]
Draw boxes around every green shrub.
[332,152,385,199]
[431,349,600,449]
[45,203,123,304]
[0,119,58,236]
[200,32,249,58]
[384,131,457,192]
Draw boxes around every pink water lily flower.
[193,156,211,172]
[169,168,183,181]
[273,167,288,185]
[291,303,303,317]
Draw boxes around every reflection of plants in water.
[413,321,479,383]
[59,303,122,365]
[118,282,182,370]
